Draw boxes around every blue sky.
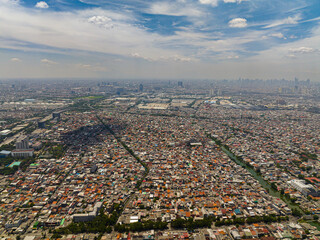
[0,0,319,80]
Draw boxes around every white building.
[288,179,314,196]
[11,149,34,158]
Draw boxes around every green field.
[75,96,104,100]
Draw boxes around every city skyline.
[0,0,320,80]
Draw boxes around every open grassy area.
[74,95,104,100]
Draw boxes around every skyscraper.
[139,83,144,92]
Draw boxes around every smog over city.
[0,0,320,239]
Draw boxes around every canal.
[220,145,305,215]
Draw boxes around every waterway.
[220,146,305,215]
[309,221,320,231]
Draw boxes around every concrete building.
[52,112,61,119]
[73,202,103,222]
[11,149,34,158]
[16,136,29,150]
[288,179,318,197]
[38,121,45,129]
[90,165,98,173]
[12,135,34,158]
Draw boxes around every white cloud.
[131,52,194,62]
[228,18,247,28]
[262,33,286,40]
[0,0,219,63]
[289,47,318,54]
[130,52,153,61]
[199,0,218,7]
[264,15,301,28]
[41,58,57,64]
[172,55,192,62]
[149,2,201,17]
[88,16,113,29]
[11,57,21,62]
[301,16,320,23]
[227,55,239,59]
[223,0,246,3]
[1,0,319,80]
[270,33,286,39]
[35,1,49,9]
[0,5,177,60]
[75,63,108,72]
[286,54,296,59]
[0,0,19,5]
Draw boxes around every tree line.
[53,204,122,236]
[114,220,168,233]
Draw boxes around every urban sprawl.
[0,79,319,240]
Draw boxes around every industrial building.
[73,202,103,223]
[288,179,320,197]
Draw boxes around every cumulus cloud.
[224,0,246,3]
[130,52,154,61]
[262,33,286,40]
[11,57,21,62]
[199,0,218,7]
[264,15,301,28]
[35,1,49,9]
[289,47,318,54]
[88,16,113,29]
[228,18,247,28]
[1,0,319,81]
[270,33,286,39]
[0,4,182,61]
[41,58,57,64]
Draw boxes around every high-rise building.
[16,136,29,150]
[209,89,215,97]
[12,135,34,158]
[178,81,183,87]
[139,84,144,92]
[306,79,310,86]
[52,112,61,119]
[38,121,45,129]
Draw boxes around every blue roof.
[234,209,241,214]
[0,150,11,155]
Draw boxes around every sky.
[0,0,320,80]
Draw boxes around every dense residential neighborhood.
[0,79,319,239]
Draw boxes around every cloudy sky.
[0,0,319,80]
